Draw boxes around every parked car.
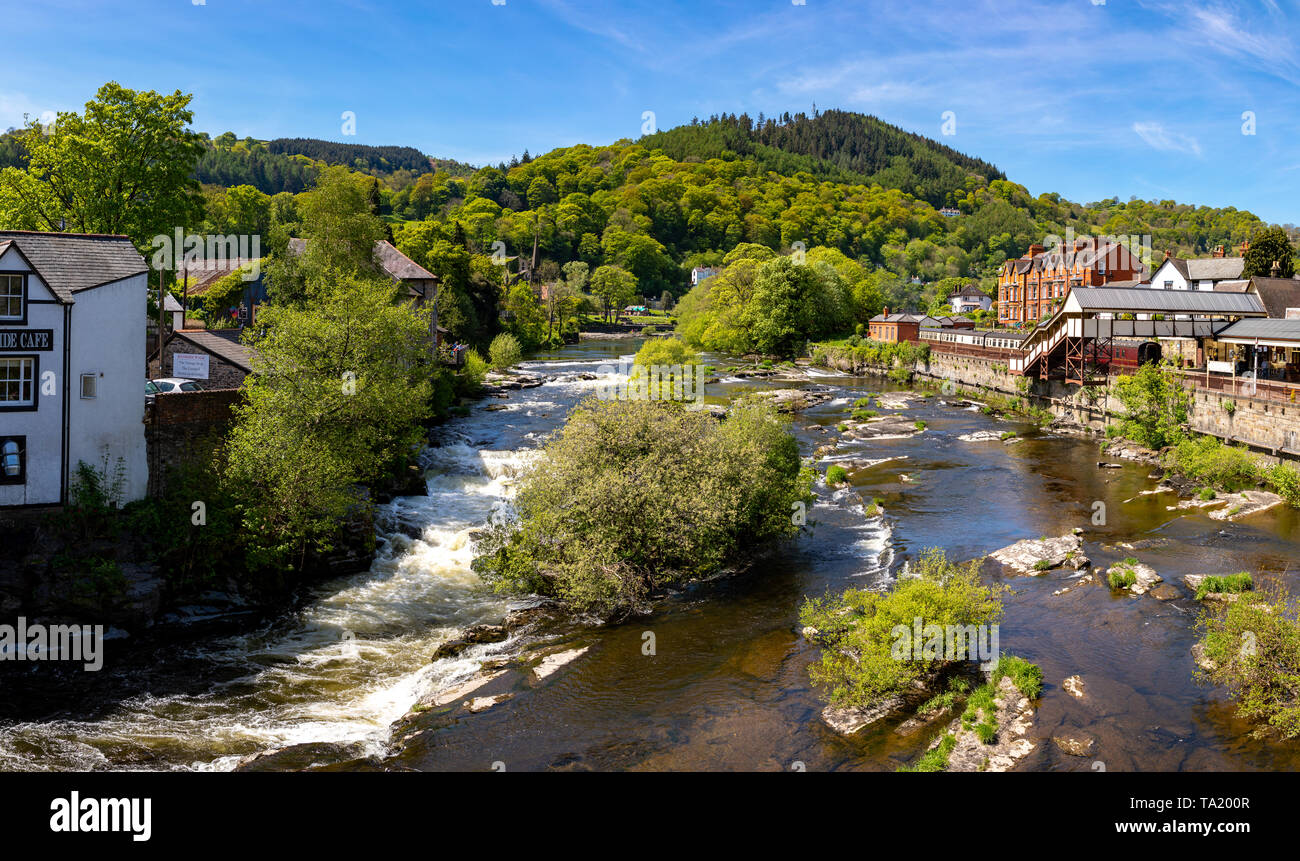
[146,378,204,399]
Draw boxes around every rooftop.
[0,230,148,302]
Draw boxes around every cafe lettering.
[0,329,54,351]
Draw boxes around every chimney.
[1164,249,1172,260]
[883,306,890,317]
[1239,240,1250,256]
[1213,245,1225,258]
[1272,259,1281,276]
[1027,244,1045,257]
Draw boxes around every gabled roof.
[1151,255,1245,283]
[181,257,261,297]
[168,329,258,373]
[0,230,147,302]
[287,237,437,289]
[953,284,988,298]
[1245,276,1300,318]
[1067,286,1265,315]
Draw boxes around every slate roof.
[170,329,258,373]
[0,230,147,302]
[1153,255,1245,283]
[1216,318,1300,343]
[1070,287,1265,315]
[1245,277,1300,318]
[181,257,260,297]
[287,238,436,289]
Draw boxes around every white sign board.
[1207,360,1234,375]
[173,353,210,380]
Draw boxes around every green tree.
[1242,226,1296,279]
[589,264,638,321]
[1113,362,1191,449]
[225,271,433,567]
[0,82,204,250]
[472,398,812,615]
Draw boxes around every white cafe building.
[0,231,149,507]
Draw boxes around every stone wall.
[152,337,248,389]
[914,348,1300,464]
[145,389,242,497]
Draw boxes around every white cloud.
[1132,122,1203,157]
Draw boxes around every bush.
[472,398,812,616]
[1197,583,1300,739]
[1196,572,1253,601]
[1165,435,1260,492]
[461,349,488,389]
[826,465,848,485]
[1265,462,1300,508]
[488,332,523,370]
[1113,362,1190,449]
[1109,567,1137,590]
[800,548,1004,708]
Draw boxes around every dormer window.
[0,274,24,322]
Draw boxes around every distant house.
[938,207,961,218]
[151,329,258,389]
[0,230,150,507]
[1145,244,1247,292]
[181,256,266,328]
[949,284,991,314]
[690,266,718,287]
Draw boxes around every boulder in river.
[431,624,510,661]
[990,533,1088,575]
[942,675,1037,772]
[752,388,834,412]
[1052,729,1098,757]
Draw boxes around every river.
[2,337,1298,771]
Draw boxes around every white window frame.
[0,273,24,322]
[0,356,36,408]
[80,372,98,399]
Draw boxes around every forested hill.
[191,134,478,194]
[641,109,1005,208]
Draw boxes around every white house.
[690,266,717,287]
[1145,245,1246,292]
[0,231,149,508]
[949,283,991,314]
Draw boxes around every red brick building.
[997,238,1146,327]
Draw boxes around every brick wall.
[145,389,243,497]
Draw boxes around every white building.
[949,283,992,314]
[0,231,149,507]
[690,266,717,287]
[1145,246,1246,292]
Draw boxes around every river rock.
[532,646,589,680]
[822,697,907,735]
[845,416,921,440]
[1191,642,1217,672]
[1209,490,1284,521]
[1063,675,1086,699]
[990,533,1087,575]
[753,388,833,412]
[1106,561,1162,595]
[431,624,509,661]
[1052,729,1098,757]
[943,675,1037,772]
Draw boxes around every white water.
[0,368,614,772]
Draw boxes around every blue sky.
[2,0,1299,224]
